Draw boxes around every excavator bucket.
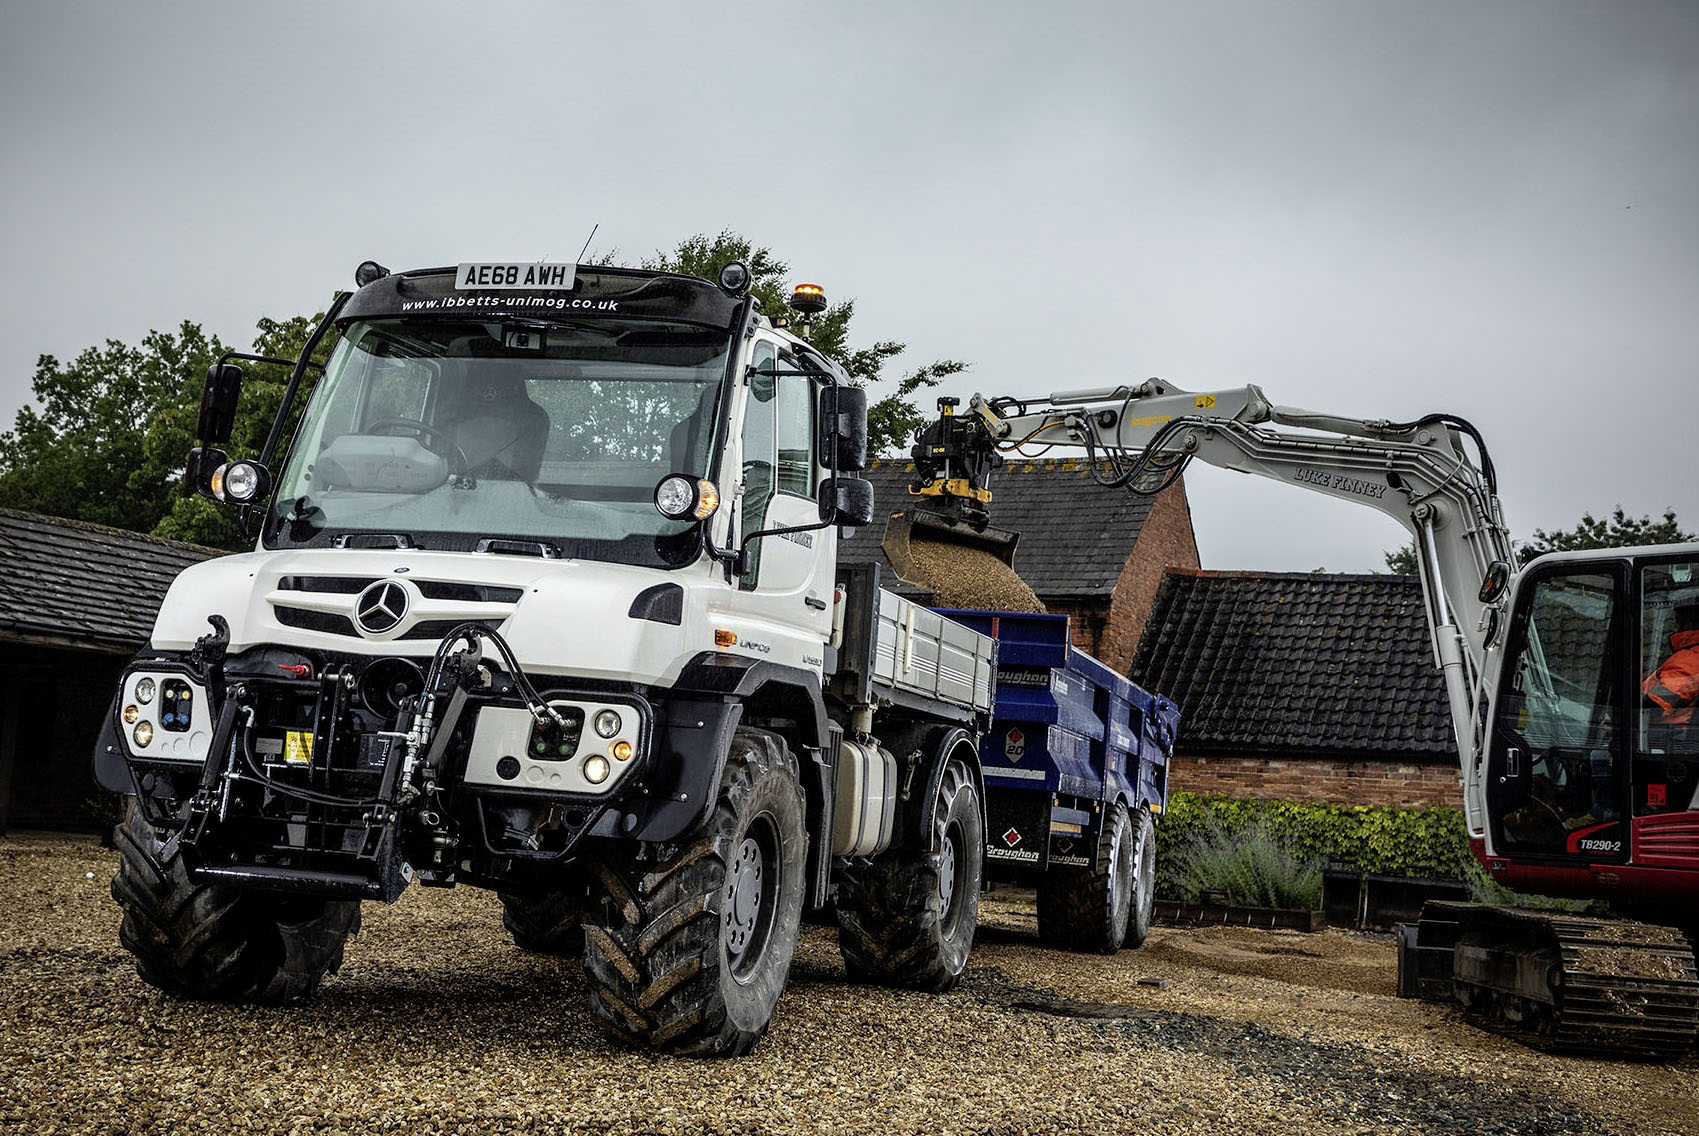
[881,505,1021,584]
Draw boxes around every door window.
[1636,558,1699,815]
[1493,569,1623,855]
[774,360,816,496]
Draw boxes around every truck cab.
[98,261,993,1057]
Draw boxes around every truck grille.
[268,576,522,641]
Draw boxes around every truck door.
[1488,563,1628,862]
[1632,556,1699,837]
[728,341,832,650]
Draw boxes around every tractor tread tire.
[110,803,360,1004]
[837,757,983,993]
[499,888,586,956]
[581,728,805,1057]
[1125,807,1157,950]
[1036,800,1131,955]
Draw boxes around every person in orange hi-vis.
[1644,605,1699,726]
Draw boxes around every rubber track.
[499,888,585,956]
[1430,901,1699,1059]
[110,804,360,1004]
[581,729,799,1056]
[837,759,981,992]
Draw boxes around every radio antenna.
[576,223,599,263]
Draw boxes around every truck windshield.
[267,318,729,567]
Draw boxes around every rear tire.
[581,728,806,1057]
[499,885,586,956]
[110,802,360,1004]
[1036,799,1133,954]
[1125,807,1157,949]
[837,756,984,993]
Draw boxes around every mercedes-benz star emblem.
[355,580,410,635]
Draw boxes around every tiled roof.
[0,509,223,652]
[841,459,1163,598]
[1127,568,1452,759]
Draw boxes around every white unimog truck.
[93,260,996,1056]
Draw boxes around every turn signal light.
[122,704,141,725]
[612,740,633,762]
[714,629,737,648]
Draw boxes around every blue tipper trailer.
[936,608,1180,953]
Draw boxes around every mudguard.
[880,722,987,853]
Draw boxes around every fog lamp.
[594,709,621,738]
[132,721,154,748]
[134,677,156,704]
[583,754,611,784]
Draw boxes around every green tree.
[1383,543,1418,573]
[0,313,340,549]
[641,230,963,456]
[0,322,226,534]
[1520,506,1693,564]
[1381,505,1692,574]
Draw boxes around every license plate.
[454,262,577,290]
[283,731,315,765]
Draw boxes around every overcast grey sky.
[2,0,1694,571]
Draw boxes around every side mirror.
[197,363,244,444]
[818,476,875,527]
[818,385,869,472]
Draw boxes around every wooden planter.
[1153,899,1324,932]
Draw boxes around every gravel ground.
[3,833,1695,1136]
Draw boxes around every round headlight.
[594,709,622,738]
[222,460,270,503]
[132,721,154,748]
[718,260,751,295]
[583,754,611,785]
[134,677,155,704]
[654,475,696,519]
[122,704,141,725]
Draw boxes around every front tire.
[110,803,360,1004]
[1036,799,1134,954]
[581,728,806,1057]
[836,755,984,993]
[499,885,586,956]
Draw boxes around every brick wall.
[1171,752,1461,808]
[1036,479,1200,671]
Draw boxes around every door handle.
[1500,746,1521,784]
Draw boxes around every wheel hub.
[725,836,764,956]
[937,832,957,913]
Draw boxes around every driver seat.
[442,373,549,481]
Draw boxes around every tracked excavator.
[885,379,1699,1058]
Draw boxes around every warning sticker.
[1196,394,1216,409]
[1004,727,1025,764]
[283,731,314,766]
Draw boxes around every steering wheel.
[364,417,470,476]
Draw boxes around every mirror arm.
[257,291,350,468]
[732,518,837,578]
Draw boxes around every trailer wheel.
[836,755,984,993]
[499,886,586,956]
[1036,799,1133,954]
[1124,807,1157,949]
[110,802,360,1004]
[581,728,806,1057]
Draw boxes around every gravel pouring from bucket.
[881,507,1044,613]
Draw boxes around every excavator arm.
[907,378,1516,833]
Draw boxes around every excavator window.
[1491,568,1625,858]
[1635,557,1699,815]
